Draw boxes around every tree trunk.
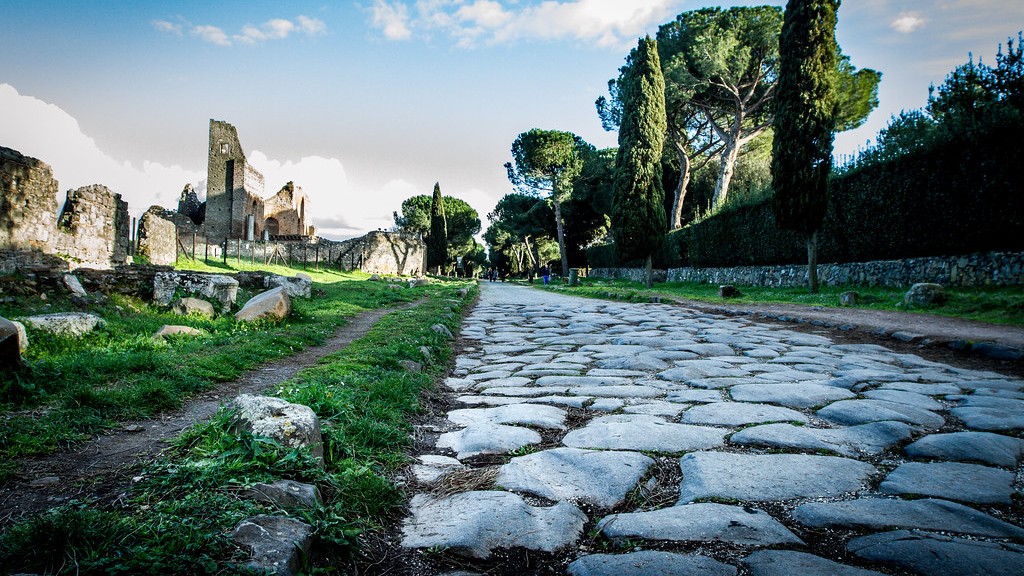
[806,230,819,294]
[523,235,539,277]
[644,254,654,289]
[670,144,691,230]
[554,200,569,278]
[711,133,741,210]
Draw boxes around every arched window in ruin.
[264,217,279,236]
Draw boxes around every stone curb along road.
[400,282,1024,575]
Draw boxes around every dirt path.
[0,302,417,529]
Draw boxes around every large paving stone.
[402,491,586,559]
[658,365,749,382]
[793,497,1024,537]
[562,414,726,453]
[729,382,854,408]
[597,503,801,546]
[667,389,724,403]
[536,375,632,387]
[447,404,566,430]
[881,382,961,395]
[951,406,1024,431]
[497,448,653,509]
[567,385,664,398]
[729,421,912,456]
[743,550,884,576]
[436,424,541,459]
[879,461,1016,504]
[568,551,737,576]
[862,389,944,411]
[681,402,808,426]
[596,355,670,371]
[848,530,1024,576]
[905,431,1024,467]
[678,452,876,503]
[817,399,944,429]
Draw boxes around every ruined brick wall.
[264,181,309,236]
[52,185,130,269]
[0,146,60,251]
[334,231,425,276]
[177,183,205,226]
[206,119,265,242]
[138,207,178,266]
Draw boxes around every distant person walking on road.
[542,265,551,285]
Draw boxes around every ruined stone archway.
[264,217,279,236]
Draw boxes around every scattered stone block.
[569,551,738,576]
[0,317,25,369]
[744,550,883,576]
[792,497,1024,538]
[228,394,323,464]
[678,452,876,503]
[496,447,653,508]
[152,325,204,338]
[266,274,312,298]
[718,285,742,298]
[879,461,1015,504]
[153,272,238,313]
[235,287,292,322]
[246,480,321,509]
[457,288,469,298]
[20,312,105,337]
[63,274,87,297]
[399,360,422,373]
[368,274,382,281]
[839,291,860,307]
[903,283,946,307]
[431,323,454,339]
[848,529,1024,576]
[402,491,585,558]
[171,297,215,318]
[597,503,801,547]
[232,515,313,576]
[971,342,1023,361]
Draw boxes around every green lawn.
[548,279,1024,325]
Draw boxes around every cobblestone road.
[402,283,1024,575]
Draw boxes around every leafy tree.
[483,193,553,277]
[427,182,448,274]
[611,36,668,288]
[771,0,839,294]
[505,129,594,277]
[394,192,481,260]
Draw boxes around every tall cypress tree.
[771,0,840,293]
[427,182,448,274]
[611,35,668,288]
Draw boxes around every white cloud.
[368,0,682,48]
[152,19,182,36]
[0,84,203,220]
[192,25,232,46]
[297,15,327,36]
[371,0,413,41]
[891,12,925,34]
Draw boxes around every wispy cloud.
[164,16,326,47]
[366,0,683,48]
[891,12,926,34]
[152,19,182,36]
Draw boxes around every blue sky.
[1,1,1021,239]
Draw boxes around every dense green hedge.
[593,120,1024,269]
[586,229,688,269]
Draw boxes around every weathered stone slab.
[881,382,961,395]
[152,325,204,338]
[681,402,808,426]
[743,550,883,576]
[20,312,105,337]
[597,503,801,546]
[666,389,723,403]
[951,406,1024,431]
[879,461,1016,504]
[436,423,541,459]
[848,530,1024,576]
[563,415,725,453]
[447,404,566,430]
[266,274,312,298]
[480,386,570,397]
[596,355,670,371]
[817,399,944,429]
[568,551,737,576]
[235,286,292,322]
[536,375,632,387]
[402,491,586,559]
[678,452,876,503]
[904,431,1024,467]
[793,497,1024,538]
[172,297,215,318]
[413,454,466,483]
[246,480,321,509]
[229,394,323,463]
[496,447,653,508]
[154,271,238,312]
[622,401,690,416]
[232,515,313,576]
[568,385,664,398]
[729,382,854,408]
[862,389,944,411]
[0,317,25,369]
[669,343,736,356]
[659,365,749,382]
[730,421,911,456]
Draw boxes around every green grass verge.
[0,266,432,477]
[0,279,476,574]
[546,279,1024,325]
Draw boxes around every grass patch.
[548,279,1024,325]
[0,277,476,574]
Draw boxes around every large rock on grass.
[232,515,313,576]
[904,283,946,307]
[1,317,26,369]
[153,272,238,313]
[229,394,323,464]
[171,297,215,318]
[20,312,105,337]
[153,325,205,338]
[235,287,292,322]
[266,274,312,298]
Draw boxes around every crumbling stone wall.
[177,183,205,226]
[263,181,311,237]
[1,147,129,271]
[205,119,266,242]
[334,231,425,276]
[138,207,178,266]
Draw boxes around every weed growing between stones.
[0,278,476,573]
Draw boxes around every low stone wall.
[654,252,1024,288]
[589,268,668,284]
